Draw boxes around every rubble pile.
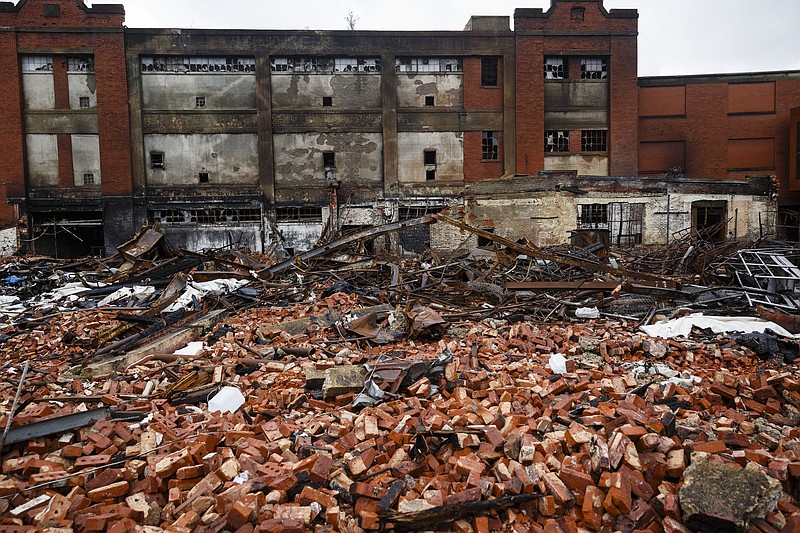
[0,219,798,533]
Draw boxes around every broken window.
[82,173,95,185]
[150,152,165,170]
[79,97,90,109]
[571,7,586,21]
[322,96,333,107]
[198,172,209,183]
[195,96,206,108]
[545,130,570,152]
[581,57,608,79]
[482,131,499,160]
[149,208,261,225]
[581,130,607,151]
[275,206,323,223]
[425,96,435,107]
[323,152,335,169]
[141,56,255,73]
[395,57,462,73]
[271,57,378,73]
[424,150,437,181]
[67,56,94,72]
[692,201,728,242]
[577,203,643,246]
[426,170,436,181]
[21,56,53,72]
[544,57,567,80]
[481,57,499,87]
[399,205,444,220]
[271,58,290,72]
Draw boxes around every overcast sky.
[113,0,799,77]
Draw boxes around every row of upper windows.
[21,55,94,72]
[545,57,608,80]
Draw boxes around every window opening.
[545,130,570,152]
[571,7,585,21]
[692,201,727,242]
[426,169,436,181]
[581,130,607,152]
[577,203,643,246]
[580,58,608,79]
[424,150,437,166]
[481,57,499,87]
[141,56,255,73]
[195,96,206,108]
[199,172,209,183]
[271,57,379,73]
[150,152,165,170]
[67,56,94,72]
[322,96,333,107]
[21,56,53,72]
[425,96,435,107]
[482,131,499,160]
[544,57,567,80]
[323,152,335,168]
[275,206,324,223]
[79,97,90,109]
[82,173,95,185]
[396,57,462,73]
[399,206,444,220]
[43,4,60,17]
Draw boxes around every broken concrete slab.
[679,460,782,533]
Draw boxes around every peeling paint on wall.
[142,74,256,110]
[397,132,464,184]
[397,74,463,108]
[271,75,381,109]
[26,134,59,187]
[273,132,382,185]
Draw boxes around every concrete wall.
[397,74,463,108]
[26,134,59,186]
[71,134,101,185]
[68,73,96,109]
[397,132,464,184]
[276,222,324,253]
[22,73,55,109]
[0,226,17,257]
[271,74,381,109]
[545,154,609,176]
[162,225,263,253]
[273,132,383,185]
[543,80,608,129]
[143,133,259,186]
[141,74,256,110]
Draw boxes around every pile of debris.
[0,217,798,533]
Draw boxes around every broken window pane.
[67,56,94,72]
[481,57,499,87]
[149,208,261,225]
[577,203,644,246]
[21,56,53,72]
[79,97,90,109]
[482,131,499,160]
[195,96,206,108]
[395,57,462,73]
[577,204,608,226]
[580,57,608,79]
[581,130,607,151]
[399,205,444,220]
[82,173,95,185]
[545,130,570,152]
[335,58,359,72]
[544,57,567,80]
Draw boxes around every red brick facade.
[0,0,131,232]
[463,57,506,183]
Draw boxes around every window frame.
[150,152,165,170]
[323,151,336,169]
[580,57,608,80]
[581,130,608,152]
[481,57,499,88]
[545,130,570,153]
[482,131,499,161]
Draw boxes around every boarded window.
[639,86,686,117]
[728,82,775,114]
[639,141,685,174]
[727,138,775,170]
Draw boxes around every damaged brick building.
[0,0,799,257]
